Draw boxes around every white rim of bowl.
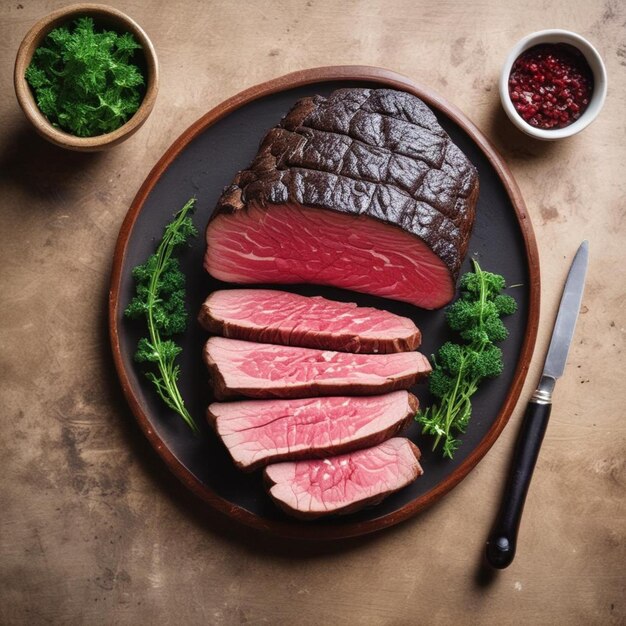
[499,29,607,140]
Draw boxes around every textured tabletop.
[1,1,624,624]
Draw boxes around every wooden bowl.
[13,3,159,152]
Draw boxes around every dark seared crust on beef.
[202,345,230,401]
[212,88,479,279]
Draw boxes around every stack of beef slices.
[200,88,479,518]
[199,289,430,520]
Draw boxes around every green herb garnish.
[416,260,517,458]
[25,16,144,137]
[125,199,199,434]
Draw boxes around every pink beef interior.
[201,289,420,352]
[265,437,423,517]
[204,337,431,399]
[209,391,416,469]
[205,203,455,309]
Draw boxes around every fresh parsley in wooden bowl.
[14,3,158,151]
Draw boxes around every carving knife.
[485,240,589,569]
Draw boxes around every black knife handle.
[485,399,552,569]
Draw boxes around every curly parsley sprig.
[125,199,199,434]
[416,260,517,458]
[25,17,144,136]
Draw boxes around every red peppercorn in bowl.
[500,30,607,140]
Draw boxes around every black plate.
[110,67,539,539]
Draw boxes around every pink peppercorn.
[508,44,594,130]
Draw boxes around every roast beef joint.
[204,87,479,309]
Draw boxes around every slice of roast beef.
[198,289,421,354]
[203,337,431,400]
[208,390,418,471]
[204,87,478,309]
[264,437,423,519]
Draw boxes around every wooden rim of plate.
[109,65,541,540]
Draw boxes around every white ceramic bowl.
[499,29,607,140]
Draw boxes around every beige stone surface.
[1,1,624,624]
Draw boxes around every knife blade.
[485,240,589,569]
